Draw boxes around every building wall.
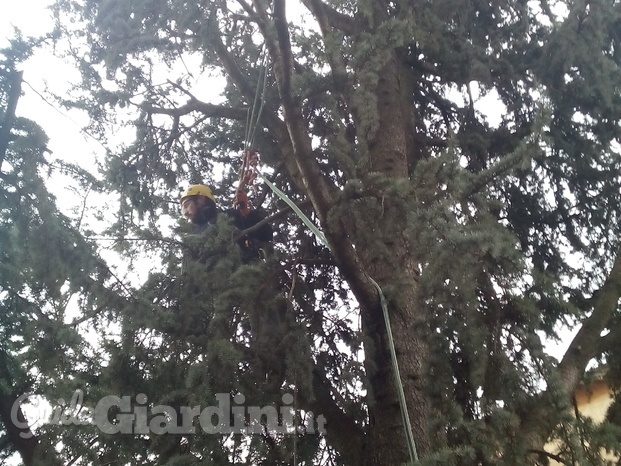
[574,379,613,423]
[546,378,616,465]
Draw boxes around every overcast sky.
[2,0,102,168]
[2,0,112,233]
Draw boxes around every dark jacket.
[195,206,272,260]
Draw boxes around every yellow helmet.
[180,184,216,204]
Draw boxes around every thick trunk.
[352,52,434,464]
[262,5,435,461]
[359,257,433,465]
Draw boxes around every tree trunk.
[340,51,435,464]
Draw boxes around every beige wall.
[546,379,616,465]
[574,379,613,423]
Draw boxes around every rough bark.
[354,52,434,463]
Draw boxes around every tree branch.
[234,199,312,241]
[255,0,339,219]
[141,99,247,120]
[272,0,294,99]
[300,0,357,34]
[305,363,365,465]
[299,0,354,101]
[234,0,262,26]
[559,247,621,391]
[528,449,568,464]
[0,70,22,173]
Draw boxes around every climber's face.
[181,197,200,222]
[182,195,214,224]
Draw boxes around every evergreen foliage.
[3,0,621,464]
[1,39,125,465]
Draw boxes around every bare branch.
[234,0,261,24]
[300,0,357,35]
[306,362,365,465]
[141,99,247,120]
[528,449,568,464]
[234,199,312,241]
[559,248,621,390]
[272,0,294,99]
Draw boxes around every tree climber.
[180,184,272,261]
[179,183,288,393]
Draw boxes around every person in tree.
[180,184,272,260]
[179,184,288,397]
